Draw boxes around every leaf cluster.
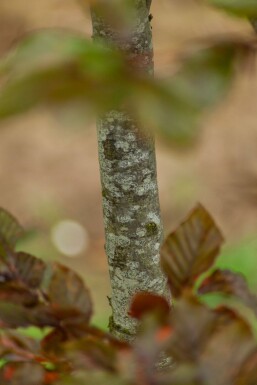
[0,28,256,147]
[0,205,257,384]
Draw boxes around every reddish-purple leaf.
[0,208,24,248]
[198,268,257,315]
[0,301,34,328]
[12,252,46,288]
[47,264,93,322]
[0,362,45,385]
[237,349,257,385]
[61,336,117,372]
[41,328,67,353]
[0,281,38,306]
[0,330,40,358]
[161,203,224,298]
[0,302,58,328]
[199,316,256,385]
[129,292,171,320]
[167,294,218,362]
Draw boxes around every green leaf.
[132,42,236,146]
[161,204,224,297]
[171,45,235,109]
[0,31,245,148]
[207,0,257,17]
[131,79,201,147]
[2,30,122,76]
[0,31,128,120]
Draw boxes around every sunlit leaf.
[198,268,257,315]
[161,204,224,297]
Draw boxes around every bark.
[91,0,168,341]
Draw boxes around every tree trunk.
[91,0,167,341]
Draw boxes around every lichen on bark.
[91,0,168,341]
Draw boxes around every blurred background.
[0,0,257,328]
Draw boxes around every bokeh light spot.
[51,220,88,257]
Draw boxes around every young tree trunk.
[91,0,167,341]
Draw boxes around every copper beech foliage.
[1,205,257,384]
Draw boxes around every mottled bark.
[91,0,167,340]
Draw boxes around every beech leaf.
[161,203,224,297]
[61,337,117,372]
[0,301,34,328]
[48,264,92,322]
[0,208,24,248]
[199,316,256,385]
[237,349,257,385]
[129,292,171,320]
[167,295,217,362]
[0,282,38,307]
[13,252,46,289]
[0,362,45,385]
[198,268,257,315]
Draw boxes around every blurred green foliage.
[0,27,253,146]
[207,0,257,17]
